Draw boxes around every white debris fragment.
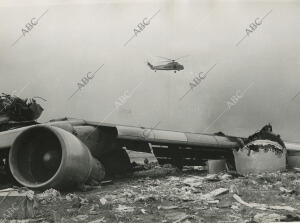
[72,214,88,222]
[88,217,106,223]
[253,213,283,223]
[24,190,35,200]
[158,206,178,210]
[173,214,192,223]
[219,173,232,180]
[65,193,78,202]
[115,204,135,213]
[182,176,204,188]
[292,180,300,186]
[89,204,99,215]
[279,187,294,194]
[79,197,89,205]
[233,194,297,212]
[6,218,44,223]
[293,167,300,172]
[229,184,240,195]
[204,174,220,181]
[99,198,107,205]
[134,194,159,202]
[36,188,61,203]
[201,188,229,201]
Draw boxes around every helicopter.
[147,55,188,73]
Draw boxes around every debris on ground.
[115,204,135,214]
[132,164,178,178]
[173,214,193,223]
[1,157,300,222]
[253,213,284,223]
[201,188,229,201]
[36,188,61,204]
[88,217,106,223]
[233,194,297,212]
[279,186,295,194]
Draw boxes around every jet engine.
[9,125,105,190]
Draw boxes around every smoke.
[0,0,299,141]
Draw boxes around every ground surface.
[1,152,300,223]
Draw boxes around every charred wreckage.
[0,94,300,191]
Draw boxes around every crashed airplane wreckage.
[0,94,300,190]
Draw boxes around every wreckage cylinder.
[233,139,286,174]
[9,125,105,190]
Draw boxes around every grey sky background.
[0,0,299,141]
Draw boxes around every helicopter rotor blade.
[156,56,173,61]
[174,55,189,61]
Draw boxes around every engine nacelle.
[9,125,105,190]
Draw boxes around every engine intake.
[9,125,105,190]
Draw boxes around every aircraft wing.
[1,118,300,190]
[1,119,299,154]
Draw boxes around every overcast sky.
[0,0,300,141]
